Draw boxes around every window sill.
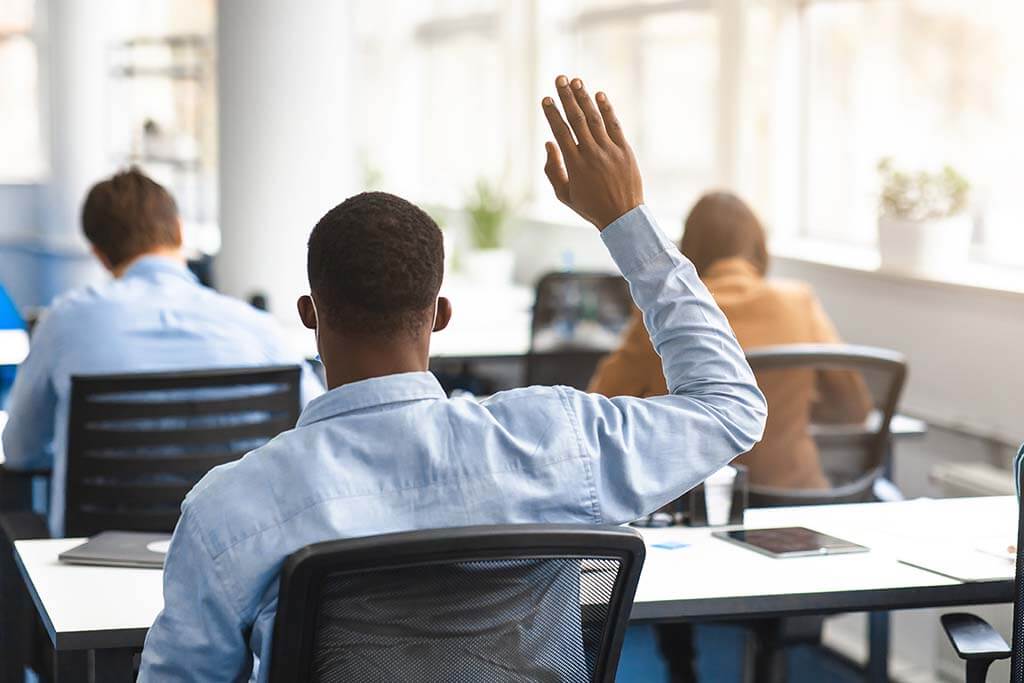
[769,238,1024,300]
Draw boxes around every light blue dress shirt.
[138,206,768,682]
[1,256,323,535]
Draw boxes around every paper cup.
[704,465,737,526]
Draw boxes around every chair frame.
[744,343,907,506]
[269,524,646,683]
[64,365,301,537]
[941,461,1024,683]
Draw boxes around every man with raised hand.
[138,76,766,681]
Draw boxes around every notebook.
[58,531,172,569]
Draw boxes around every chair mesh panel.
[309,557,622,683]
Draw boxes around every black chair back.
[269,524,645,683]
[527,272,632,388]
[1011,458,1024,682]
[64,365,301,537]
[744,344,906,507]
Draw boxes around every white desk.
[631,496,1014,622]
[13,496,1015,681]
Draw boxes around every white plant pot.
[877,214,972,275]
[462,248,516,285]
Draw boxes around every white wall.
[772,255,1024,450]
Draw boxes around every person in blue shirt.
[138,76,768,681]
[1,169,322,536]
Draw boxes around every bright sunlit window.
[0,0,45,181]
[349,0,1024,265]
[801,0,1024,264]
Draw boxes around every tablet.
[59,531,171,569]
[712,527,868,558]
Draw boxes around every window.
[569,3,720,224]
[798,0,1024,262]
[353,0,1024,266]
[0,0,44,181]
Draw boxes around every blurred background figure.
[590,191,871,491]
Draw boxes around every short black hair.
[81,168,181,268]
[307,192,444,338]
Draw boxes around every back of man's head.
[81,168,182,269]
[307,192,444,339]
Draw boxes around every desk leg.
[54,650,87,683]
[91,648,136,683]
[867,611,890,683]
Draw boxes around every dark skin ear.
[297,294,317,330]
[433,297,452,333]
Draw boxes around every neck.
[111,247,186,278]
[319,334,431,390]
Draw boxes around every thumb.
[543,141,570,204]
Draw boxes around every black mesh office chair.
[526,272,632,389]
[268,524,645,683]
[738,344,906,683]
[0,365,303,683]
[63,365,301,536]
[744,344,907,507]
[940,464,1022,683]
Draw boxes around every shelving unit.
[106,33,218,260]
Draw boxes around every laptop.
[58,531,172,569]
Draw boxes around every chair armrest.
[941,613,1011,661]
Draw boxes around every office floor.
[616,624,862,682]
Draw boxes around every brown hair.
[679,191,769,277]
[81,168,181,268]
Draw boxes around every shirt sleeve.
[138,505,253,682]
[560,206,767,524]
[2,314,58,470]
[586,309,665,398]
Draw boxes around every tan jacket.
[589,258,871,490]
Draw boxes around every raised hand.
[542,75,644,231]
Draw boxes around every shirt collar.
[121,255,198,284]
[297,371,447,427]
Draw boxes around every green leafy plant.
[878,158,969,222]
[465,179,509,251]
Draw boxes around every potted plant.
[876,158,971,274]
[461,179,516,284]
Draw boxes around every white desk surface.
[634,497,1014,610]
[14,496,1015,651]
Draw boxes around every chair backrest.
[530,272,632,351]
[527,272,632,388]
[269,524,646,683]
[744,344,907,507]
[1011,457,1024,683]
[64,365,301,537]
